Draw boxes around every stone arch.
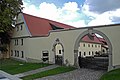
[74,29,112,70]
[52,38,64,65]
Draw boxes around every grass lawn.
[0,59,50,74]
[22,66,76,80]
[100,68,120,80]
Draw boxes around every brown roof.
[23,13,75,36]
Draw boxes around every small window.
[21,39,23,45]
[92,51,94,55]
[92,45,93,47]
[88,44,90,47]
[79,51,81,56]
[89,51,90,55]
[95,45,97,47]
[42,58,49,62]
[42,51,49,62]
[15,40,16,45]
[17,51,19,57]
[103,49,105,52]
[43,53,48,56]
[42,51,49,56]
[83,44,85,47]
[84,52,86,56]
[59,50,61,54]
[21,51,24,58]
[17,39,18,45]
[15,50,17,57]
[21,25,23,30]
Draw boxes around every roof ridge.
[22,12,75,28]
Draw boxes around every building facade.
[10,12,120,71]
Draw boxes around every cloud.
[22,1,87,27]
[83,0,120,14]
[22,0,120,27]
[82,0,120,26]
[88,11,113,26]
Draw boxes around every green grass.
[0,59,50,74]
[22,66,76,80]
[100,68,120,80]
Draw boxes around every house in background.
[78,34,108,57]
[98,37,108,54]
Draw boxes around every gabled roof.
[22,13,75,36]
[82,34,103,44]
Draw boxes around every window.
[15,50,16,57]
[43,53,48,56]
[92,51,94,55]
[79,51,81,56]
[83,44,85,47]
[88,44,90,47]
[95,45,97,47]
[21,39,23,45]
[103,49,105,52]
[84,52,86,56]
[17,51,19,57]
[92,44,93,47]
[89,51,90,55]
[17,39,18,45]
[21,51,24,58]
[15,40,16,45]
[42,58,49,62]
[98,45,100,47]
[11,50,13,56]
[59,50,61,54]
[42,51,49,62]
[21,25,23,30]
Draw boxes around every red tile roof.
[23,13,75,36]
[98,37,106,42]
[98,37,107,45]
[82,34,103,44]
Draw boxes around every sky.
[22,0,120,28]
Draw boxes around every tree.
[0,0,23,32]
[0,0,23,58]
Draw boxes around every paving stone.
[35,68,106,80]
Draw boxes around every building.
[10,12,120,70]
[78,34,107,57]
[10,13,74,63]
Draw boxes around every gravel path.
[35,68,106,80]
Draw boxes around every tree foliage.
[0,0,23,32]
[0,0,23,52]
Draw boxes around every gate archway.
[52,38,64,65]
[74,28,112,70]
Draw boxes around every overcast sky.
[22,0,120,28]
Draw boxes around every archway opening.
[52,38,64,65]
[74,29,112,71]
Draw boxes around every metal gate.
[55,55,63,65]
[79,56,108,70]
